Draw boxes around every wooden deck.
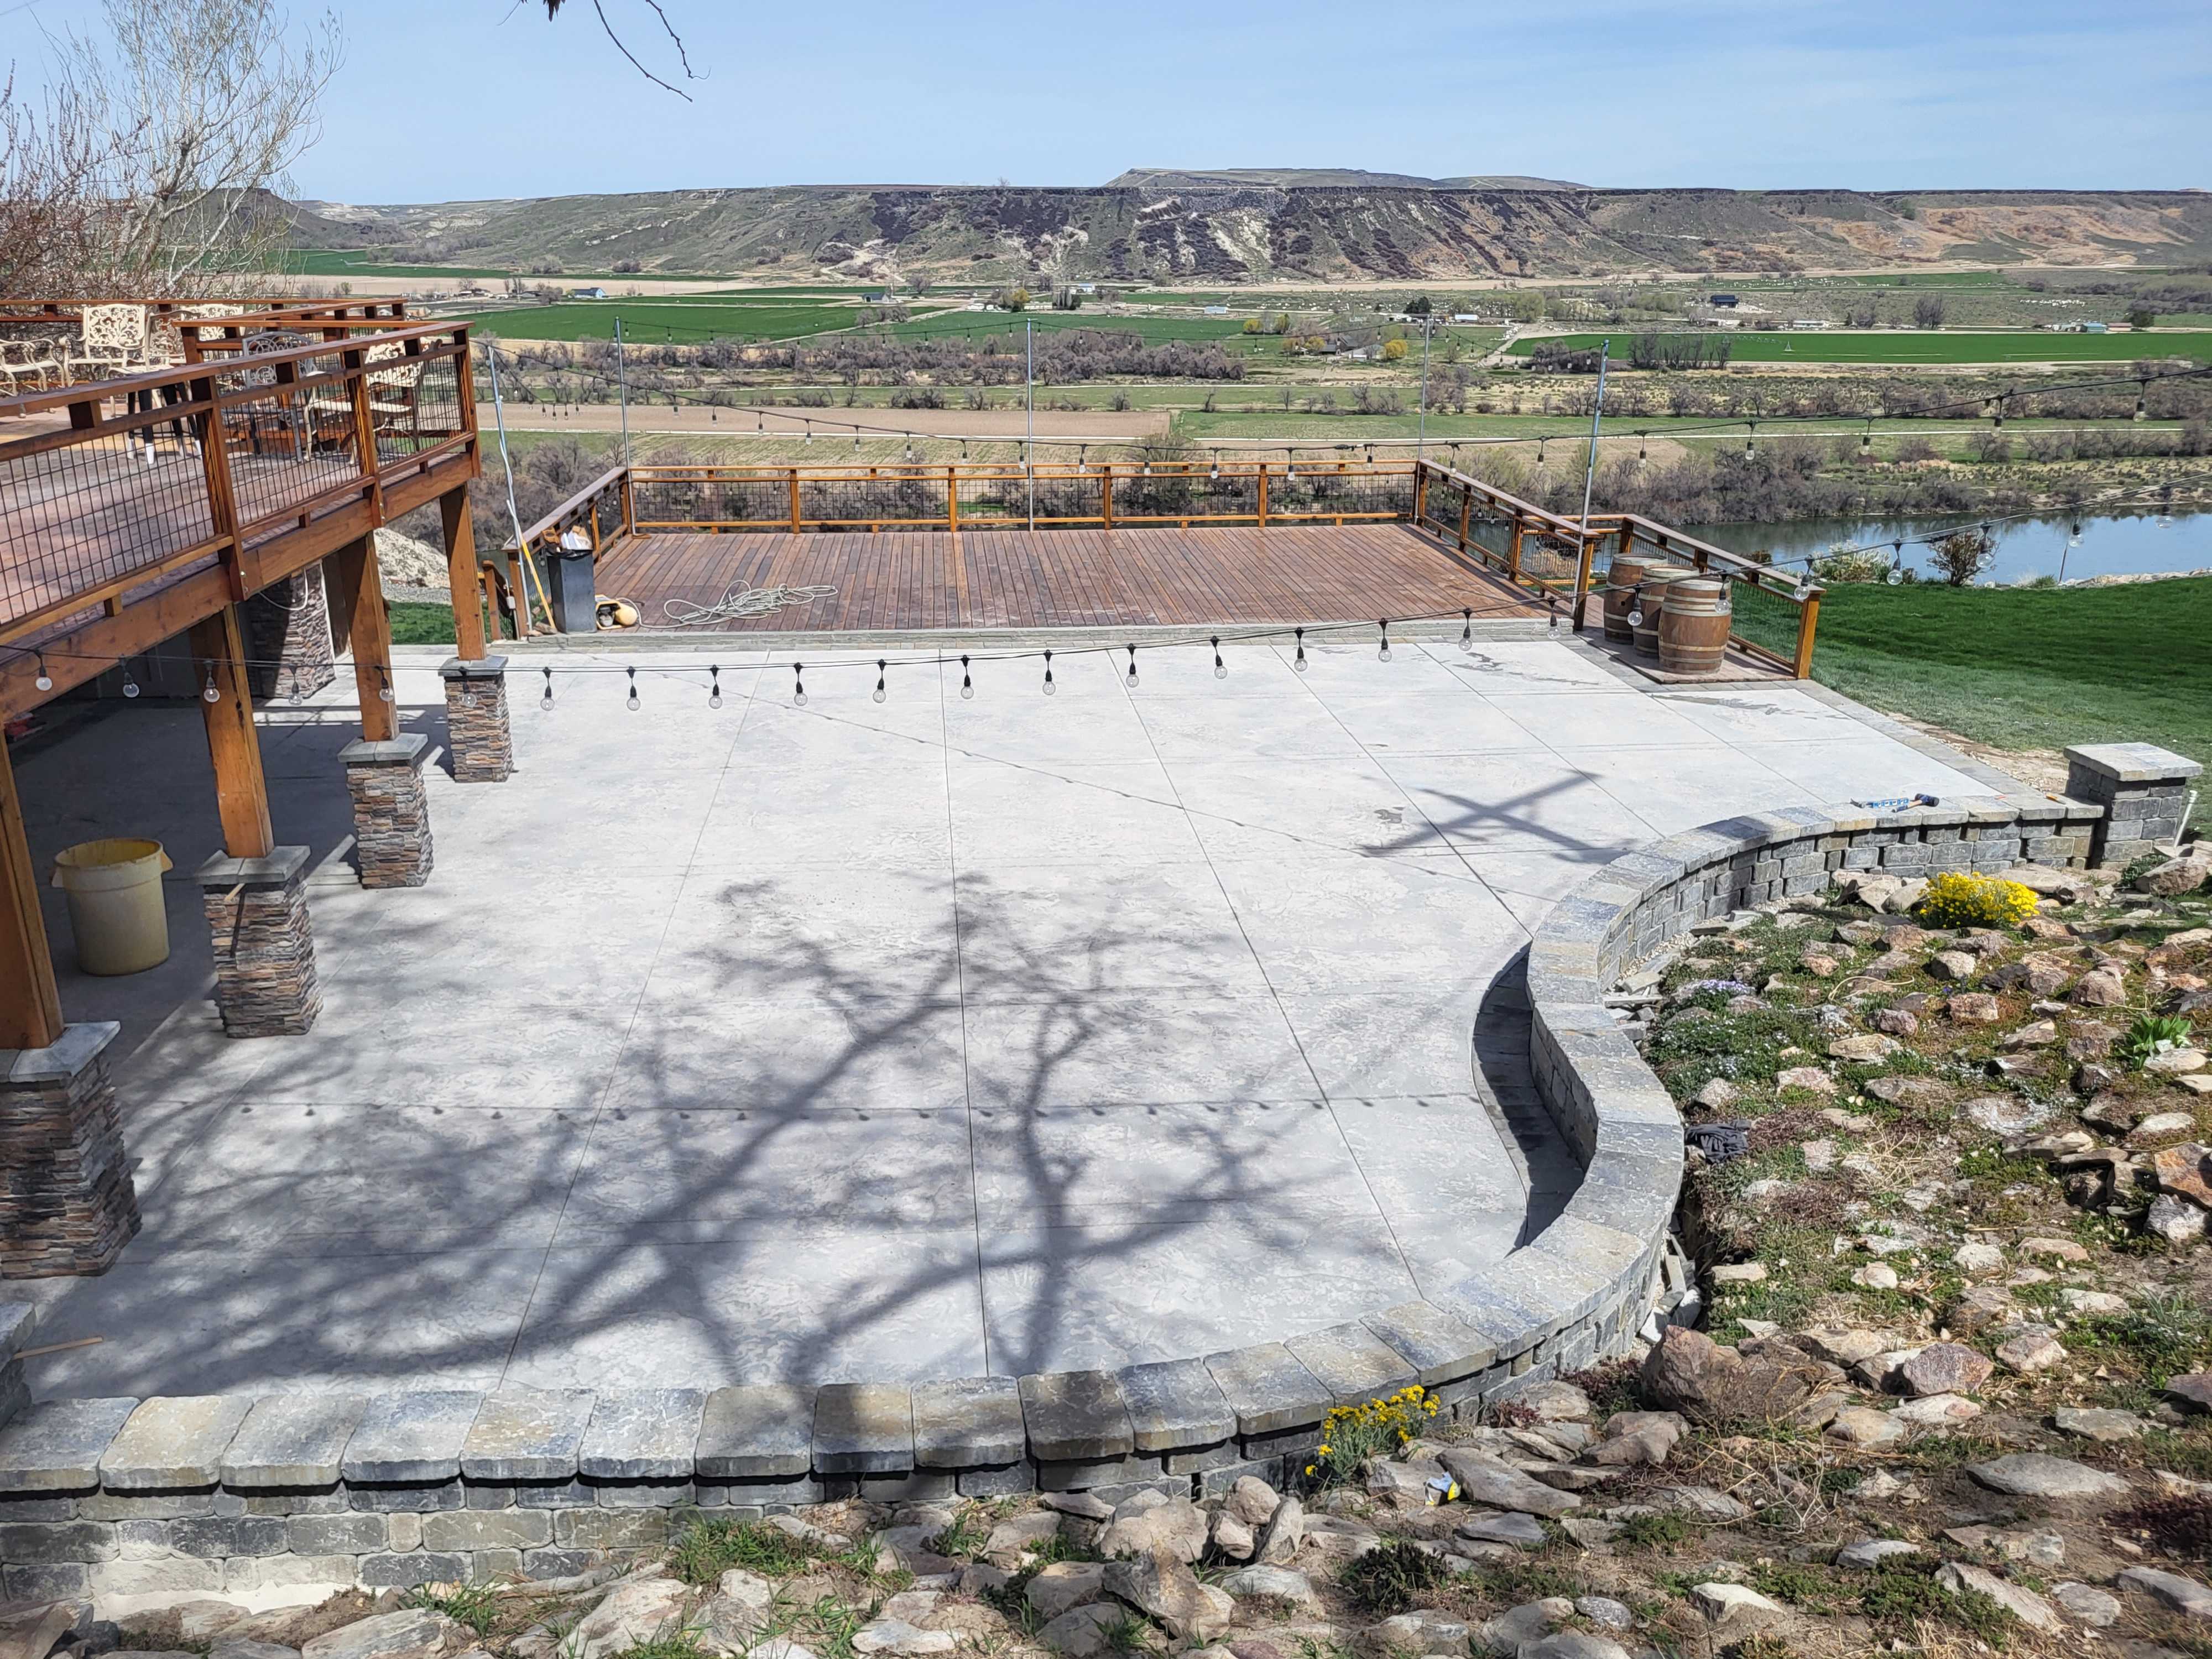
[591,523,1543,632]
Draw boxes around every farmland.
[462,298,868,343]
[1509,329,2212,365]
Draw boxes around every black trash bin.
[540,531,597,634]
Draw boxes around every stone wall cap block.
[1018,1370,1133,1462]
[911,1376,1025,1468]
[342,1391,483,1484]
[223,1394,368,1488]
[1114,1358,1235,1453]
[459,1389,594,1482]
[338,733,430,767]
[192,846,311,889]
[812,1382,914,1474]
[0,1021,121,1084]
[1428,1281,1546,1350]
[439,655,511,680]
[0,1302,33,1355]
[696,1384,815,1478]
[100,1395,254,1490]
[2065,742,2203,783]
[1202,1343,1328,1437]
[577,1389,706,1481]
[0,1396,138,1490]
[1285,1322,1419,1405]
[1361,1300,1497,1387]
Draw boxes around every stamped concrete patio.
[11,634,2010,1399]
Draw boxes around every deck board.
[591,523,1541,634]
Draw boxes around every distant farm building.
[1709,293,1739,307]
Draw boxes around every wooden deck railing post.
[1413,461,1428,527]
[1256,465,1269,528]
[1506,513,1525,585]
[1100,465,1113,530]
[1457,484,1472,555]
[193,374,248,600]
[788,467,802,533]
[1571,530,1598,630]
[618,468,635,535]
[1794,591,1822,680]
[947,466,959,533]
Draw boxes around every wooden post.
[440,486,488,662]
[1457,486,1472,555]
[0,735,64,1053]
[1794,591,1822,680]
[194,373,247,601]
[1413,461,1428,527]
[947,466,959,534]
[1256,465,1269,528]
[788,467,802,533]
[1507,513,1525,585]
[331,534,398,743]
[1099,465,1113,530]
[187,607,274,860]
[618,468,635,535]
[1572,531,1598,630]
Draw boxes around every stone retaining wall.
[22,777,2169,1603]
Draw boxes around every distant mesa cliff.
[288,180,2212,281]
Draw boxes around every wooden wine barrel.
[1601,552,1658,641]
[1631,566,1696,656]
[1659,577,1733,676]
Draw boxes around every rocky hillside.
[289,187,2212,284]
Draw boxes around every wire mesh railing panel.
[800,471,950,526]
[372,348,465,464]
[1264,466,1415,520]
[1113,468,1260,521]
[1724,572,1807,665]
[217,347,371,531]
[634,473,790,526]
[0,421,217,627]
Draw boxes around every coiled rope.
[661,583,839,627]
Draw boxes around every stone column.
[441,656,513,784]
[244,567,337,703]
[195,847,321,1037]
[341,734,434,889]
[2063,743,2203,869]
[0,1023,140,1277]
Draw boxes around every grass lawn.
[1512,330,2212,365]
[466,300,865,344]
[1808,577,2211,826]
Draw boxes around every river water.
[1693,511,2211,586]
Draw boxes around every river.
[1693,510,2211,586]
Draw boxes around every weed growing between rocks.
[1335,1539,1449,1614]
[404,1583,503,1637]
[667,1514,827,1582]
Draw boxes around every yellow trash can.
[51,838,173,975]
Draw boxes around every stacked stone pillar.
[2063,743,2202,869]
[244,567,337,703]
[441,656,513,783]
[195,847,321,1037]
[0,1024,140,1277]
[341,734,434,888]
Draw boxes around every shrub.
[1338,1540,1449,1614]
[1811,546,1892,583]
[1914,872,2038,929]
[1927,526,1996,586]
[2121,1013,2197,1069]
[1304,1385,1441,1486]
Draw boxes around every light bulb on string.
[1546,594,1559,634]
[1124,644,1139,688]
[1637,433,1647,466]
[1211,635,1226,680]
[1861,425,1872,457]
[540,666,555,709]
[960,655,974,700]
[708,666,723,709]
[873,659,888,703]
[34,654,52,692]
[378,667,394,703]
[1887,539,1906,585]
[625,667,640,711]
[122,661,141,698]
[202,662,220,703]
[1285,453,1296,481]
[1745,422,1756,458]
[2135,381,2148,421]
[804,420,813,445]
[792,662,807,707]
[1042,649,1056,696]
[1459,608,1474,652]
[1292,627,1307,673]
[1377,618,1392,662]
[1077,445,1087,472]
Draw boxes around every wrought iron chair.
[72,304,155,380]
[0,336,68,398]
[233,329,320,460]
[306,337,426,457]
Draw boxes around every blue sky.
[13,0,2211,201]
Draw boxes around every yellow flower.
[1317,1444,1331,1455]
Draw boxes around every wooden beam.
[0,736,64,1052]
[186,607,274,860]
[330,534,398,742]
[440,484,488,660]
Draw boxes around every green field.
[464,300,867,343]
[1511,329,2212,365]
[1809,577,2211,827]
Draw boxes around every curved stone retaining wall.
[0,789,2117,1601]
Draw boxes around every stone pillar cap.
[0,1021,121,1084]
[339,733,430,767]
[2064,743,2203,784]
[192,846,311,889]
[439,655,511,680]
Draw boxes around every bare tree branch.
[543,0,700,97]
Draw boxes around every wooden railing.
[0,318,475,649]
[498,457,1821,674]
